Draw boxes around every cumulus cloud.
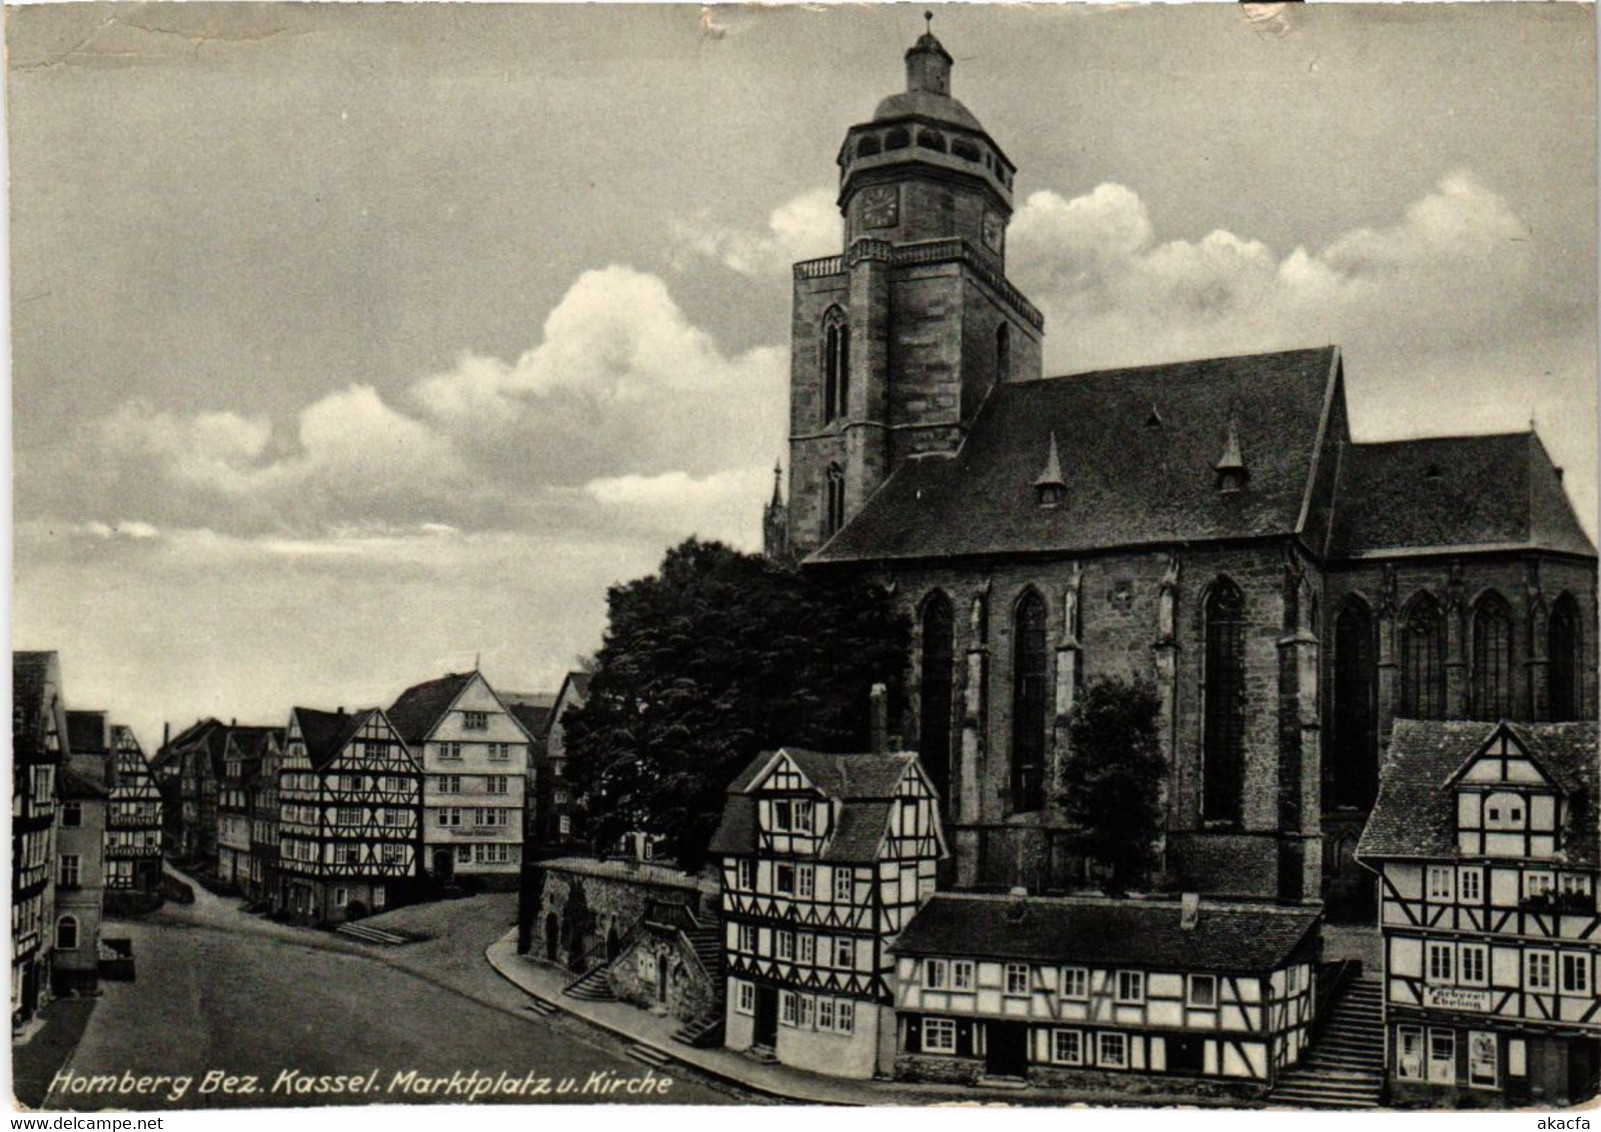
[1008,170,1553,374]
[79,266,784,545]
[584,466,772,544]
[672,188,840,276]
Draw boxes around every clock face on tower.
[861,185,899,230]
[982,209,1006,254]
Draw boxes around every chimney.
[869,684,888,753]
[1555,467,1565,484]
[337,706,345,716]
[1180,892,1201,932]
[163,722,171,748]
[231,718,237,729]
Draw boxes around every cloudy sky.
[10,2,1596,750]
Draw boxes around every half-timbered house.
[246,729,284,906]
[13,652,64,1024]
[890,893,1319,1093]
[388,671,532,885]
[541,671,590,849]
[710,748,947,1079]
[1358,719,1600,1107]
[500,691,554,846]
[277,707,422,924]
[215,730,256,889]
[105,725,163,896]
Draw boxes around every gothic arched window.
[821,308,850,424]
[1400,594,1446,720]
[1202,579,1246,824]
[1330,598,1378,810]
[1010,589,1049,813]
[1470,592,1514,721]
[823,464,846,539]
[996,323,1011,384]
[1549,594,1583,721]
[919,592,955,804]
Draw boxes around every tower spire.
[905,12,953,95]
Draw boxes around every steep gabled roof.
[708,748,929,861]
[13,651,60,746]
[1357,719,1599,869]
[558,671,592,703]
[811,347,1340,564]
[387,671,476,747]
[292,707,377,772]
[1329,432,1596,559]
[891,893,1321,973]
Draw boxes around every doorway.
[1168,1035,1204,1075]
[657,955,670,1006]
[754,985,779,1048]
[432,848,454,880]
[986,1022,1029,1077]
[544,913,560,962]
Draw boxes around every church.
[763,28,1597,911]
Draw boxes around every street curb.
[482,935,847,1106]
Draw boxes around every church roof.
[810,347,1340,564]
[1328,432,1595,559]
[1357,720,1598,869]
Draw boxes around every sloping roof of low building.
[535,856,707,891]
[387,671,476,748]
[1357,720,1599,869]
[810,347,1340,565]
[890,893,1321,973]
[709,748,926,861]
[1328,432,1595,559]
[60,761,110,800]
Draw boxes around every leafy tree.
[564,538,909,868]
[1059,676,1168,895]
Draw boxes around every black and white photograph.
[7,0,1599,1116]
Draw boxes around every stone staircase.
[683,925,724,981]
[1270,976,1385,1109]
[335,921,409,946]
[745,1042,779,1065]
[562,966,618,1003]
[670,1013,725,1049]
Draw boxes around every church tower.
[784,21,1044,558]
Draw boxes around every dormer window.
[1215,419,1248,493]
[1033,431,1065,509]
[771,797,815,835]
